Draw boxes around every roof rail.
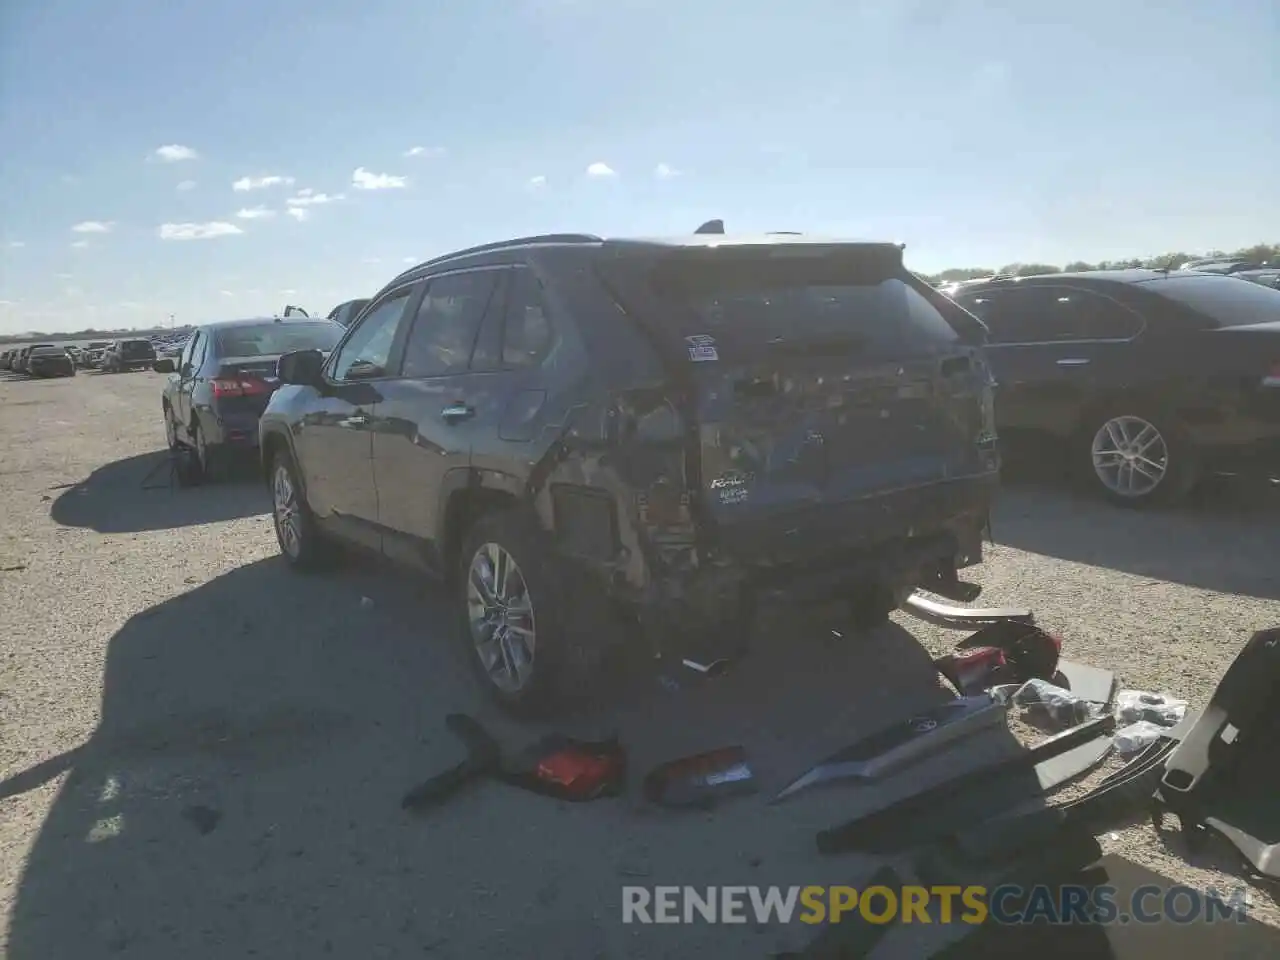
[388,233,604,286]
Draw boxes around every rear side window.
[640,251,959,361]
[1141,274,1280,328]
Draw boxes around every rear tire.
[456,510,596,717]
[1075,406,1199,508]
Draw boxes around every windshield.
[214,321,343,357]
[1142,274,1280,327]
[30,346,66,356]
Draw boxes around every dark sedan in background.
[950,270,1280,505]
[156,316,344,483]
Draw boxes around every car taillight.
[211,376,272,398]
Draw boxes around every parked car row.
[1,344,76,377]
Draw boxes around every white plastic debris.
[1114,720,1165,755]
[1115,690,1187,727]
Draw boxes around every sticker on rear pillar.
[686,334,718,362]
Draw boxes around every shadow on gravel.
[50,451,266,533]
[2,555,999,959]
[995,463,1280,600]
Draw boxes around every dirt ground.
[2,369,1278,959]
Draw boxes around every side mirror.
[277,349,326,387]
[153,358,176,374]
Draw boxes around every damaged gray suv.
[260,231,1001,714]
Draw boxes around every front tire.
[1077,408,1199,507]
[270,450,329,570]
[457,511,590,717]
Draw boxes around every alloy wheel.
[1091,415,1169,498]
[466,542,537,693]
[272,463,302,558]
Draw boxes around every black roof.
[383,231,905,293]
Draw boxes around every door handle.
[441,403,475,423]
[1055,358,1091,367]
[338,414,370,427]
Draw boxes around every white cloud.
[7,240,24,248]
[236,206,276,220]
[56,272,74,279]
[654,162,681,179]
[232,174,295,192]
[153,144,199,163]
[71,220,113,233]
[352,167,408,190]
[70,240,90,249]
[176,180,197,192]
[528,174,547,188]
[402,256,418,264]
[362,257,382,265]
[403,146,445,158]
[280,288,297,295]
[220,290,235,297]
[286,189,344,207]
[286,208,309,222]
[157,221,243,241]
[586,162,617,178]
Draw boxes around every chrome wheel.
[272,463,302,558]
[466,542,536,693]
[1091,415,1169,498]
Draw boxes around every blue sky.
[1,0,1276,335]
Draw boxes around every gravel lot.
[2,369,1278,958]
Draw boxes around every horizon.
[2,0,1277,335]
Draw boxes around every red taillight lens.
[211,376,272,398]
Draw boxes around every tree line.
[920,242,1279,284]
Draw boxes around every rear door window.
[642,251,959,361]
[398,270,500,378]
[500,268,555,369]
[960,286,1141,343]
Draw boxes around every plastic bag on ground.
[1115,720,1165,755]
[1115,689,1187,728]
[1009,678,1103,728]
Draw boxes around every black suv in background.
[261,232,999,713]
[950,270,1280,505]
[102,338,157,372]
[327,298,370,327]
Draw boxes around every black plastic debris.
[771,695,1006,804]
[643,747,755,809]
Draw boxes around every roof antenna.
[694,219,725,235]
